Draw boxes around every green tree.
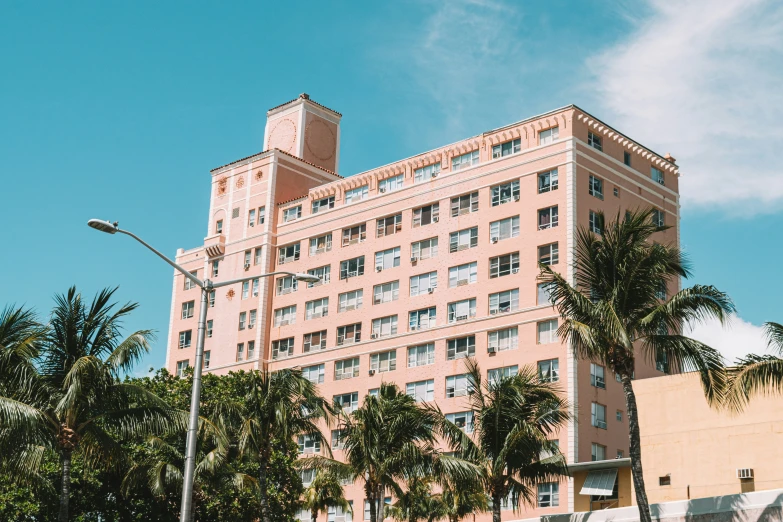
[726,321,783,409]
[385,477,445,522]
[538,209,734,522]
[301,470,351,522]
[430,477,488,522]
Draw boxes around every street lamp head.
[294,273,321,284]
[87,219,119,234]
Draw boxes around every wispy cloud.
[590,0,783,214]
[685,314,769,364]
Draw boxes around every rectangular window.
[276,275,298,296]
[407,343,435,367]
[215,220,223,234]
[492,138,521,158]
[238,312,247,330]
[373,280,400,304]
[254,247,262,265]
[445,411,474,433]
[248,208,256,227]
[449,227,478,252]
[488,327,518,352]
[305,298,329,320]
[283,206,302,223]
[271,338,294,360]
[624,151,632,166]
[370,350,397,372]
[176,360,189,378]
[236,343,245,362]
[340,256,365,280]
[248,309,257,329]
[538,169,558,193]
[298,434,320,455]
[303,330,327,353]
[278,243,301,264]
[537,483,559,507]
[345,185,369,204]
[244,250,252,268]
[273,305,296,326]
[411,237,438,261]
[309,233,333,256]
[537,319,558,344]
[334,392,360,413]
[247,340,256,359]
[302,364,325,384]
[491,180,520,206]
[489,252,519,278]
[651,208,665,227]
[617,410,623,422]
[376,214,402,237]
[371,315,397,338]
[589,175,604,199]
[589,211,604,234]
[409,307,436,331]
[300,469,315,487]
[364,499,391,521]
[656,349,670,373]
[448,262,477,287]
[331,429,347,450]
[258,207,266,225]
[651,167,665,185]
[375,247,401,271]
[538,359,559,382]
[242,280,250,300]
[591,363,606,389]
[178,330,192,349]
[338,289,363,312]
[592,402,607,429]
[413,203,439,227]
[307,265,331,287]
[342,224,367,246]
[414,163,441,183]
[538,206,559,230]
[208,290,215,307]
[451,150,479,171]
[378,174,403,193]
[447,336,475,360]
[448,298,476,323]
[450,192,479,217]
[488,365,519,384]
[312,196,335,214]
[489,289,519,315]
[203,351,210,369]
[588,131,603,151]
[206,320,213,338]
[489,216,520,241]
[181,301,194,319]
[406,379,434,402]
[335,357,360,380]
[538,243,559,266]
[539,127,559,146]
[212,260,219,278]
[537,282,553,305]
[445,374,474,398]
[336,324,362,346]
[184,271,198,290]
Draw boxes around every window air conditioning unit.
[512,268,520,274]
[487,346,497,353]
[410,257,418,263]
[376,266,383,272]
[491,237,499,243]
[244,263,250,270]
[280,320,289,326]
[514,195,520,201]
[490,309,498,315]
[427,287,435,294]
[369,369,376,376]
[433,216,439,222]
[432,172,438,178]
[379,187,386,193]
[737,468,754,479]
[371,333,379,339]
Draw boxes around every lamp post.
[87,219,319,522]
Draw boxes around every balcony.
[204,233,226,258]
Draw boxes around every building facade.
[165,93,681,519]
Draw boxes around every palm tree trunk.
[621,376,652,522]
[258,449,271,522]
[58,450,72,522]
[311,508,318,522]
[365,482,377,522]
[491,493,501,522]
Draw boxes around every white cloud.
[590,0,783,214]
[685,315,769,364]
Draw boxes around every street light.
[87,218,319,522]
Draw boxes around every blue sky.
[2,0,782,373]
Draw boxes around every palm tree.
[726,321,783,409]
[430,477,488,522]
[0,287,175,522]
[385,476,442,522]
[538,209,734,522]
[301,470,351,522]
[437,359,569,522]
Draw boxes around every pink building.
[165,93,680,519]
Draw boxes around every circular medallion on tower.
[217,176,228,197]
[267,118,297,153]
[305,119,336,161]
[236,175,245,189]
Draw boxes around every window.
[409,307,436,331]
[340,256,365,279]
[447,336,475,360]
[492,138,521,158]
[489,252,519,278]
[370,350,396,372]
[305,298,329,320]
[208,290,215,307]
[591,402,607,429]
[409,272,437,296]
[616,410,623,422]
[273,306,296,326]
[338,290,363,312]
[374,280,400,304]
[414,163,441,183]
[184,271,198,290]
[407,343,435,367]
[337,324,362,346]
[247,341,256,359]
[244,250,252,268]
[449,262,477,287]
[176,360,189,378]
[451,192,479,216]
[537,282,553,305]
[331,429,347,450]
[300,468,315,487]
[368,388,379,398]
[656,349,669,373]
[298,434,320,455]
[588,131,603,151]
[651,208,665,227]
[538,359,559,382]
[659,476,671,486]
[451,150,479,171]
[212,260,220,278]
[271,338,294,359]
[489,216,520,241]
[445,374,474,398]
[488,365,518,384]
[448,298,476,323]
[538,483,560,508]
[488,327,518,352]
[203,351,210,369]
[254,247,262,265]
[342,224,366,246]
[491,180,520,206]
[539,127,559,146]
[303,330,327,353]
[312,196,335,214]
[278,243,300,264]
[181,301,194,319]
[307,265,331,287]
[614,187,620,197]
[276,275,298,296]
[589,211,604,234]
[589,175,604,199]
[253,278,260,298]
[179,330,192,349]
[248,310,257,329]
[617,449,625,458]
[309,233,333,256]
[411,237,438,260]
[334,392,360,413]
[206,320,213,338]
[449,227,478,252]
[591,363,606,389]
[248,209,256,227]
[538,206,559,230]
[406,380,434,402]
[242,280,250,300]
[335,357,360,379]
[375,247,401,271]
[537,319,558,344]
[377,214,402,237]
[538,243,559,265]
[345,185,369,204]
[258,207,266,225]
[364,499,391,521]
[283,206,302,223]
[413,203,439,227]
[371,316,397,338]
[489,289,519,315]
[538,169,558,193]
[624,151,632,166]
[236,343,245,362]
[651,166,665,185]
[445,411,474,433]
[378,174,403,193]
[215,220,223,234]
[301,363,325,385]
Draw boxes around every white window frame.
[489,252,520,278]
[445,411,474,433]
[588,131,603,151]
[370,350,397,372]
[305,298,329,320]
[340,256,365,280]
[309,233,333,256]
[449,227,478,252]
[538,206,559,230]
[278,243,300,264]
[537,319,558,344]
[303,330,327,352]
[283,206,302,223]
[345,185,369,205]
[488,365,518,384]
[334,392,360,413]
[312,196,335,214]
[176,360,189,378]
[450,192,479,217]
[589,210,603,234]
[371,315,398,338]
[591,402,607,429]
[271,338,294,360]
[178,330,192,349]
[407,343,435,367]
[448,262,477,287]
[338,290,363,312]
[342,224,367,246]
[302,364,325,384]
[409,307,436,331]
[591,363,606,389]
[489,289,519,315]
[538,169,558,193]
[181,301,194,319]
[489,216,520,241]
[298,434,321,454]
[410,272,438,296]
[276,275,298,296]
[492,138,521,158]
[589,175,604,199]
[413,203,439,227]
[445,374,474,398]
[488,327,518,352]
[491,180,520,206]
[411,237,438,260]
[373,280,400,304]
[651,166,665,185]
[539,127,559,146]
[376,214,402,237]
[537,282,553,305]
[447,336,475,360]
[336,324,362,346]
[538,359,559,382]
[448,298,476,323]
[406,379,434,402]
[451,150,479,171]
[414,163,441,183]
[273,305,296,326]
[335,357,360,380]
[375,247,401,271]
[378,174,404,193]
[538,243,559,266]
[537,483,559,507]
[307,265,331,287]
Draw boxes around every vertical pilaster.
[565,137,579,513]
